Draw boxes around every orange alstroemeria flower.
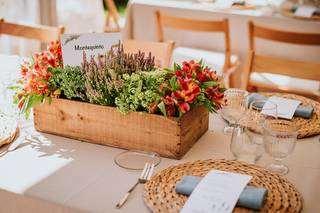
[172,78,201,104]
[178,102,190,113]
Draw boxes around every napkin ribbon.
[176,176,267,211]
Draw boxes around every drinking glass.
[220,88,248,134]
[230,125,264,164]
[263,120,297,174]
[245,100,278,134]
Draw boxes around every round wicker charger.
[280,9,320,21]
[0,114,18,147]
[261,93,320,139]
[143,159,303,213]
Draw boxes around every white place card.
[214,0,234,9]
[181,170,252,213]
[262,96,301,120]
[294,6,316,18]
[61,33,121,66]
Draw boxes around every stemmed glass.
[220,88,248,134]
[246,100,278,134]
[230,125,264,164]
[263,120,297,175]
[230,100,278,164]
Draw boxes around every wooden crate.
[33,98,209,159]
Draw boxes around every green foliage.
[157,101,167,117]
[49,66,87,101]
[202,81,222,89]
[115,70,167,113]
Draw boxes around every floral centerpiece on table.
[12,41,225,118]
[12,41,63,118]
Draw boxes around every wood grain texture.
[243,21,320,99]
[0,18,64,43]
[252,55,320,81]
[251,21,320,45]
[33,99,209,159]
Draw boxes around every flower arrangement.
[153,60,225,117]
[12,41,62,117]
[12,41,225,118]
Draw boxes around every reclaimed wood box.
[33,98,209,159]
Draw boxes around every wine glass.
[220,88,248,134]
[230,125,264,164]
[230,100,278,164]
[244,100,278,134]
[263,120,297,175]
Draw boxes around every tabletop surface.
[0,55,320,213]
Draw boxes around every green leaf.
[203,98,214,113]
[22,94,44,119]
[13,96,19,105]
[47,96,52,105]
[198,58,204,67]
[202,81,222,89]
[192,71,196,79]
[173,63,181,71]
[218,87,227,92]
[164,67,172,72]
[157,101,167,117]
[169,76,178,91]
[7,85,22,91]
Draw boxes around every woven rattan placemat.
[143,159,303,213]
[260,93,320,139]
[0,115,18,147]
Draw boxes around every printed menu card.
[61,32,121,66]
[181,170,252,213]
[262,96,301,120]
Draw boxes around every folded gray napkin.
[247,93,314,119]
[292,5,320,16]
[176,176,267,211]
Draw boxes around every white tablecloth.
[0,54,320,212]
[123,0,320,87]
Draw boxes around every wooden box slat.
[33,98,209,159]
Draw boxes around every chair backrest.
[241,21,320,97]
[155,11,231,69]
[104,0,121,32]
[0,18,64,43]
[123,39,175,68]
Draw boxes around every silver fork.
[115,162,155,209]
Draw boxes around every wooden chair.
[104,0,121,32]
[0,18,64,43]
[155,11,239,87]
[123,39,175,68]
[241,21,320,99]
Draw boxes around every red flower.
[149,102,158,114]
[16,40,63,110]
[172,78,201,104]
[178,102,190,113]
[205,86,224,108]
[162,96,176,116]
[156,60,226,117]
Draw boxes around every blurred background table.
[123,0,320,87]
[0,54,319,212]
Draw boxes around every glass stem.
[273,158,283,166]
